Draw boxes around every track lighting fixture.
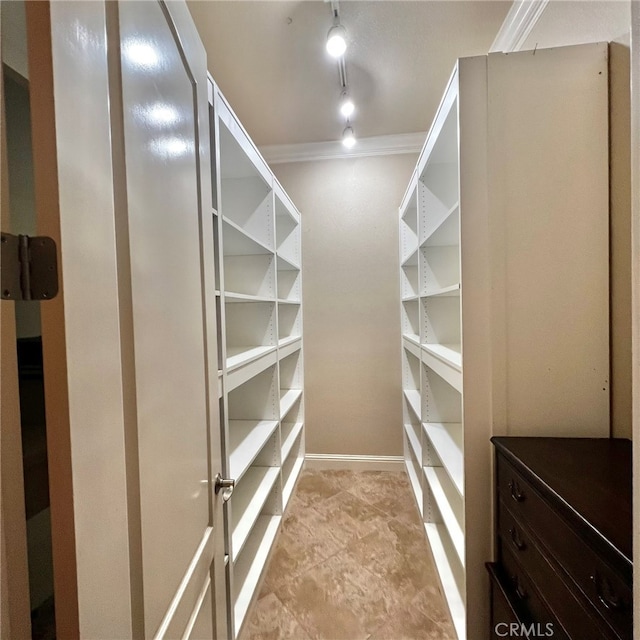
[342,125,356,149]
[326,24,347,58]
[340,91,355,118]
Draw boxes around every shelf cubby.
[282,429,304,508]
[275,200,301,269]
[404,422,422,463]
[281,421,304,462]
[423,422,463,496]
[225,301,276,371]
[219,120,274,251]
[421,363,461,424]
[277,257,302,303]
[401,298,420,345]
[401,263,419,299]
[278,303,302,344]
[420,244,460,294]
[423,466,464,567]
[403,431,423,517]
[424,522,465,639]
[233,513,282,633]
[420,296,461,348]
[231,466,280,562]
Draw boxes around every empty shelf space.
[233,515,282,633]
[423,423,463,496]
[422,284,460,298]
[231,466,280,562]
[226,346,277,372]
[424,467,464,567]
[276,254,300,271]
[281,422,304,460]
[280,389,303,418]
[404,423,422,462]
[403,389,421,419]
[278,304,302,342]
[424,522,465,640]
[282,455,304,508]
[421,202,459,248]
[222,217,273,256]
[401,247,419,268]
[228,420,279,481]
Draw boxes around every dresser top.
[491,437,632,569]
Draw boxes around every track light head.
[326,24,347,58]
[340,91,355,118]
[342,125,356,149]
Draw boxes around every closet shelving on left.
[208,79,305,639]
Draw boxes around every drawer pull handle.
[591,571,624,612]
[508,479,526,502]
[512,575,528,601]
[509,526,526,551]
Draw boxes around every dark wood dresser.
[487,437,632,640]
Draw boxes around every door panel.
[118,1,214,633]
[25,1,226,637]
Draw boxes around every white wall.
[521,0,632,439]
[273,154,417,457]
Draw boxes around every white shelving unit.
[210,81,305,639]
[399,44,610,639]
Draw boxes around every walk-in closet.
[0,2,637,640]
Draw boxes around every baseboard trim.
[304,454,404,472]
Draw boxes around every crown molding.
[259,131,426,165]
[490,0,550,53]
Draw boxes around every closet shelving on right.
[399,43,611,639]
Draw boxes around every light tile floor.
[239,468,456,640]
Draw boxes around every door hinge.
[1,232,59,301]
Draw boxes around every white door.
[25,1,227,637]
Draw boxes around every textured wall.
[273,154,417,456]
[522,1,632,439]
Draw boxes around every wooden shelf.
[424,523,465,640]
[403,389,421,419]
[233,515,282,632]
[228,420,279,481]
[423,422,463,496]
[422,343,462,371]
[280,389,302,419]
[424,467,464,567]
[231,466,280,561]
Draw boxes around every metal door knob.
[214,473,235,502]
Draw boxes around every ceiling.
[187,1,512,148]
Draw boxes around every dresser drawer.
[498,544,568,640]
[487,562,521,639]
[496,455,632,640]
[498,501,613,640]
